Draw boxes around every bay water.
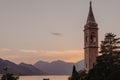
[19,75,69,80]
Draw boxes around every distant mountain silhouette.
[75,60,84,71]
[19,63,44,75]
[0,58,44,75]
[0,58,84,75]
[34,60,84,75]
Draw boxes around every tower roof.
[86,1,96,23]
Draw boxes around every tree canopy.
[69,33,120,80]
[86,33,120,80]
[99,33,120,54]
[1,67,19,80]
[69,65,86,80]
[1,73,19,80]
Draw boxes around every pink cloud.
[19,49,39,53]
[0,48,11,52]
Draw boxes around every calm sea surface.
[19,75,69,80]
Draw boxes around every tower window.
[90,32,96,43]
[86,36,88,42]
[86,63,87,68]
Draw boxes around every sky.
[0,0,120,64]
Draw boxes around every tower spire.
[84,1,98,72]
[87,1,96,23]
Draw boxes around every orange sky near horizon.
[0,48,84,64]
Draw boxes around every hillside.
[34,60,84,75]
[0,58,44,75]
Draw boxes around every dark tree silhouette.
[78,70,86,80]
[85,33,120,80]
[71,65,79,80]
[1,73,19,80]
[1,67,19,80]
[69,65,87,80]
[69,33,120,80]
[99,33,120,54]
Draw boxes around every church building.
[84,1,99,72]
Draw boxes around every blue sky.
[0,0,120,64]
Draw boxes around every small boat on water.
[43,78,50,80]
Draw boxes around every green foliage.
[1,73,19,80]
[99,33,120,54]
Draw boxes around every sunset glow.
[0,0,120,64]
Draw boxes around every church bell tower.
[84,1,98,72]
